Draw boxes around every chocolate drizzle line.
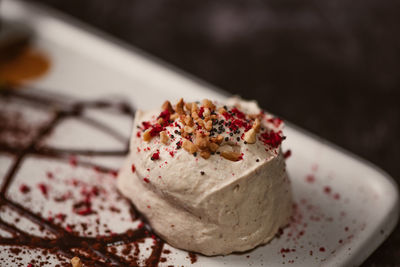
[0,87,166,266]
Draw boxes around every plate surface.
[0,1,398,266]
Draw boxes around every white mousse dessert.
[117,97,292,256]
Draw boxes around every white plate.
[1,1,398,266]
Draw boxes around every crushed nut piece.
[200,150,211,159]
[143,129,152,142]
[244,128,257,144]
[202,99,216,110]
[221,151,242,161]
[194,132,209,150]
[184,115,194,126]
[180,127,188,138]
[182,139,198,154]
[160,131,169,144]
[208,142,219,153]
[203,108,211,118]
[192,111,199,120]
[218,107,227,114]
[176,98,185,115]
[253,118,261,132]
[179,115,187,125]
[157,118,164,125]
[71,257,82,267]
[191,102,199,113]
[162,101,174,113]
[205,120,213,131]
[184,125,194,134]
[196,119,205,128]
[170,113,179,121]
[210,135,224,144]
[185,102,192,112]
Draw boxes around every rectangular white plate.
[1,1,398,266]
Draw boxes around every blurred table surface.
[20,0,400,265]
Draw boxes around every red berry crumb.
[151,151,160,160]
[283,150,292,159]
[37,183,48,197]
[19,184,30,194]
[324,186,331,194]
[306,175,315,183]
[69,156,77,167]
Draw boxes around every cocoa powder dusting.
[0,88,172,266]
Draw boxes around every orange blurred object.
[0,46,50,86]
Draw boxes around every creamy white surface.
[117,98,292,255]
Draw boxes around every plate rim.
[2,1,399,265]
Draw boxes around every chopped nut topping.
[203,108,211,118]
[243,118,261,144]
[162,100,174,113]
[180,128,187,138]
[176,98,185,115]
[157,118,164,125]
[208,142,219,153]
[202,99,216,110]
[143,129,152,142]
[192,111,199,120]
[200,150,211,159]
[205,120,213,131]
[141,98,284,162]
[184,125,194,134]
[182,139,198,154]
[194,132,209,150]
[185,102,192,112]
[218,107,227,114]
[184,115,194,126]
[160,131,169,144]
[221,151,242,161]
[243,128,257,144]
[210,135,224,144]
[253,118,261,132]
[179,115,187,125]
[191,102,199,113]
[71,257,82,267]
[196,119,205,128]
[170,113,179,121]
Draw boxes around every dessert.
[118,97,292,255]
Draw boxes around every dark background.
[24,0,400,265]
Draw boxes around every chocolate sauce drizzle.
[0,87,166,266]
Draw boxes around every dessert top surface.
[134,97,285,160]
[129,98,287,207]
